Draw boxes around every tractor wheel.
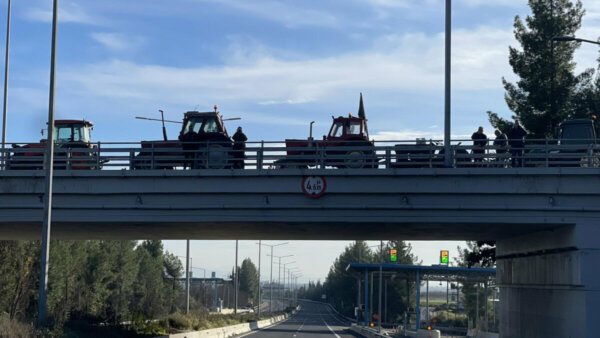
[580,155,600,168]
[344,150,366,169]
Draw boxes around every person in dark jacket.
[179,124,199,169]
[232,127,247,169]
[471,126,487,162]
[508,120,527,167]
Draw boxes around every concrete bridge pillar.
[496,220,600,338]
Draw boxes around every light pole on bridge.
[1,0,11,153]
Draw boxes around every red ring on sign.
[301,176,327,198]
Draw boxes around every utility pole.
[37,0,58,326]
[1,0,11,157]
[234,240,238,314]
[443,0,452,167]
[378,240,383,332]
[186,240,190,314]
[257,240,261,317]
[269,254,293,307]
[257,242,288,313]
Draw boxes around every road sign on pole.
[440,250,449,265]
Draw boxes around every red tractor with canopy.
[276,94,377,168]
[134,107,236,169]
[8,120,99,170]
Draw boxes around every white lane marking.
[321,315,341,338]
[235,315,294,338]
[293,320,306,337]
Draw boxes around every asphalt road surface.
[235,300,361,338]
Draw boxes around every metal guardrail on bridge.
[1,138,599,170]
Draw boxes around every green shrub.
[167,313,192,331]
[0,315,42,338]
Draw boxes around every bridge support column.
[496,221,600,338]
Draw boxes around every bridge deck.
[0,168,596,240]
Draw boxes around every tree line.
[0,240,183,328]
[298,240,418,323]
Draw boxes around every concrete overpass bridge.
[1,167,599,337]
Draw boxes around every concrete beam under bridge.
[0,168,598,240]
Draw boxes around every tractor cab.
[327,115,369,141]
[558,119,596,145]
[179,111,231,143]
[52,120,93,145]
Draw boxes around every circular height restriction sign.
[302,176,327,198]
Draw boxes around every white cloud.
[24,2,99,25]
[60,25,515,109]
[199,0,339,29]
[91,33,145,52]
[458,0,524,8]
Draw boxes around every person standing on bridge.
[508,120,527,167]
[471,126,487,163]
[493,129,508,166]
[232,126,247,169]
[180,123,199,169]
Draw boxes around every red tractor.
[276,94,377,169]
[8,120,98,170]
[134,107,237,169]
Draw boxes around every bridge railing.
[0,138,599,170]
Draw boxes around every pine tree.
[489,0,586,137]
[238,258,259,305]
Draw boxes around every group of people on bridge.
[471,120,528,167]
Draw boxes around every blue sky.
[3,0,600,281]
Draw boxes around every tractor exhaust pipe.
[159,110,168,141]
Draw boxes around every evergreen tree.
[0,241,39,319]
[238,258,259,305]
[489,0,586,137]
[455,242,495,328]
[133,240,167,318]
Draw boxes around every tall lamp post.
[267,253,293,310]
[257,242,289,313]
[443,0,452,167]
[177,253,192,313]
[282,261,296,303]
[38,0,59,325]
[1,0,11,156]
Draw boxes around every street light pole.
[38,0,59,325]
[257,240,261,317]
[269,254,293,308]
[378,240,383,333]
[186,240,190,314]
[282,261,296,303]
[256,242,288,313]
[1,0,11,155]
[234,240,239,314]
[443,0,452,167]
[553,35,600,46]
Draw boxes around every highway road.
[235,300,361,338]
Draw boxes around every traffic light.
[389,249,397,262]
[440,250,449,265]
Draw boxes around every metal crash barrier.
[1,138,599,170]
